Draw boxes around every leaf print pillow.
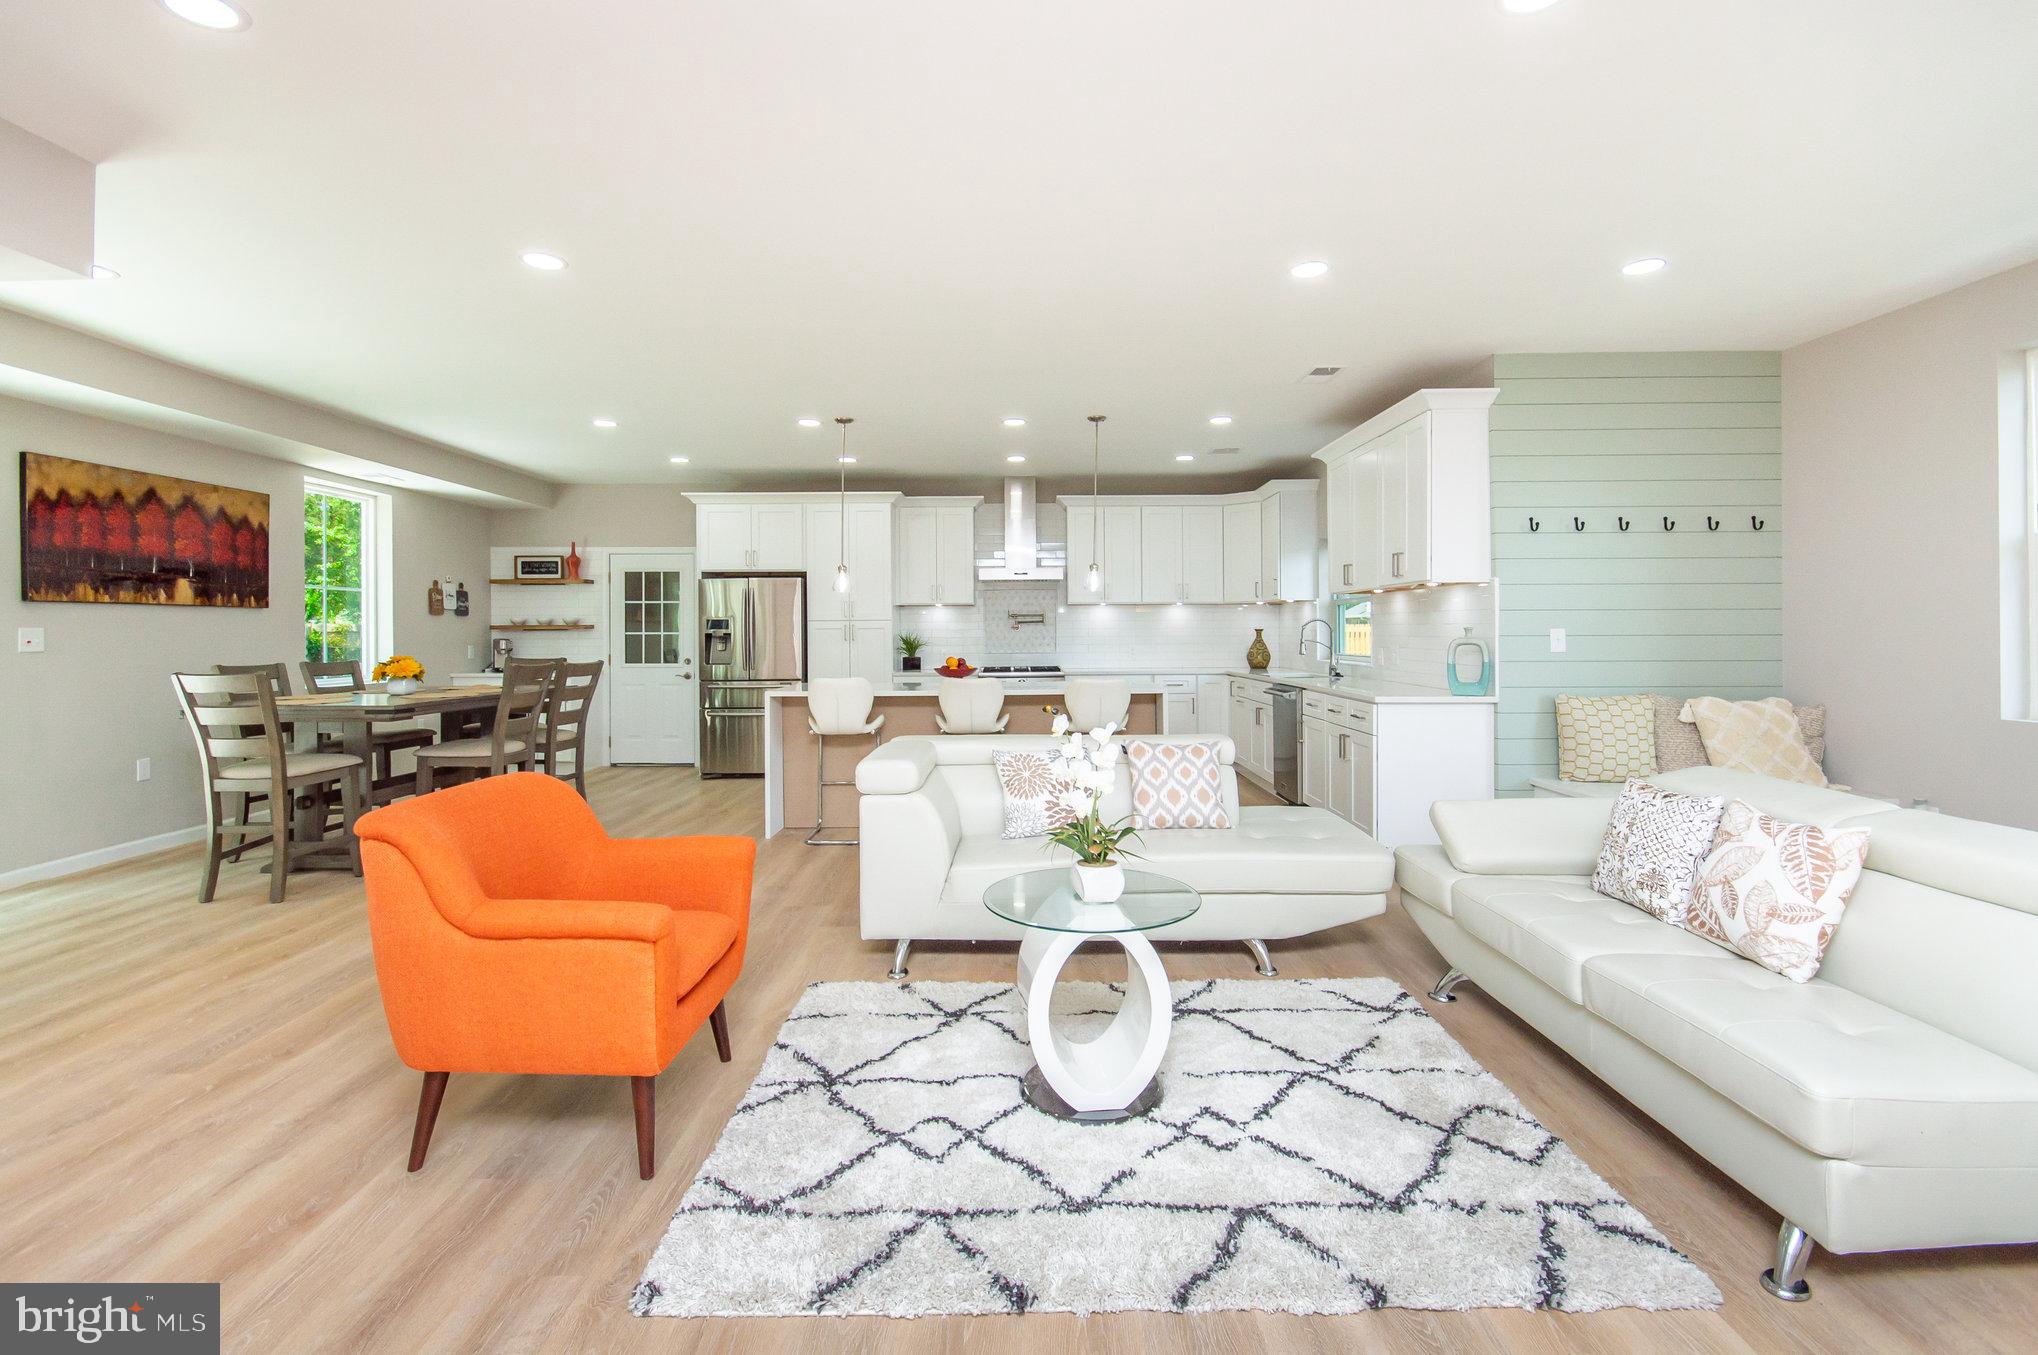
[1686,799,1871,982]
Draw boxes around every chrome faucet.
[1299,618,1343,681]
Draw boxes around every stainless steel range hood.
[976,477,1066,580]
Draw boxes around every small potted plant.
[896,631,926,672]
[372,654,426,695]
[1045,713,1141,902]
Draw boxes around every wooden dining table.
[276,683,505,809]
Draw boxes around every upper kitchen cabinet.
[804,498,896,620]
[690,496,808,571]
[1315,388,1497,593]
[895,497,980,606]
[1065,481,1316,606]
[1065,502,1143,604]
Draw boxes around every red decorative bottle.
[565,542,582,580]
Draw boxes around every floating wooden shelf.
[490,623,596,632]
[488,577,597,586]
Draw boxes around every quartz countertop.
[774,679,1169,698]
[1223,668,1499,705]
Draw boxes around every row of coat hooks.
[1527,515,1767,533]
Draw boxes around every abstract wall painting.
[19,452,270,607]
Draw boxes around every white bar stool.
[806,677,884,846]
[935,677,1009,734]
[1064,677,1131,731]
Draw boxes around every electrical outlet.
[135,758,151,782]
[17,627,45,653]
[1548,627,1567,653]
[466,643,476,661]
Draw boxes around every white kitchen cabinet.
[691,497,814,571]
[1301,715,1331,807]
[1140,506,1225,604]
[1221,501,1262,602]
[1227,679,1275,787]
[1196,676,1230,736]
[805,502,894,620]
[751,504,806,569]
[1314,388,1496,594]
[1156,675,1198,734]
[895,497,979,606]
[1066,503,1143,604]
[809,619,891,687]
[696,503,760,571]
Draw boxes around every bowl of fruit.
[935,656,977,678]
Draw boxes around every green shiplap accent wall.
[1492,353,1782,795]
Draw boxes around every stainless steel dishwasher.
[1268,684,1302,804]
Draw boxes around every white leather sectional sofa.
[856,734,1393,978]
[1394,767,2038,1301]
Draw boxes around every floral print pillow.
[1687,799,1871,982]
[1591,780,1727,926]
[992,751,1087,840]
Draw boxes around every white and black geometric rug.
[632,979,1720,1318]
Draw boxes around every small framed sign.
[513,554,566,580]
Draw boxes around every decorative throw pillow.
[991,750,1085,840]
[1591,780,1728,925]
[1680,697,1827,786]
[1688,799,1870,982]
[1126,740,1232,830]
[1796,704,1827,770]
[1556,694,1658,782]
[1651,694,1709,772]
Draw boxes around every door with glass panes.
[609,553,698,764]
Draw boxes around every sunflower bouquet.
[372,654,426,686]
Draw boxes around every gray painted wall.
[1491,352,1784,794]
[1783,258,2038,828]
[1,395,494,877]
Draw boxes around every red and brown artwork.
[19,452,270,607]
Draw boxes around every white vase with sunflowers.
[1045,713,1141,903]
[373,654,426,695]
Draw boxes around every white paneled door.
[609,553,699,764]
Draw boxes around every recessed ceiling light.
[1499,0,1565,12]
[1622,257,1668,276]
[88,264,119,281]
[1289,259,1330,279]
[797,418,821,427]
[1175,454,1195,462]
[1006,454,1026,463]
[1002,417,1026,427]
[591,417,617,428]
[669,455,690,464]
[837,456,857,464]
[1209,415,1232,426]
[519,250,567,271]
[160,0,250,31]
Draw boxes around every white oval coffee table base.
[1015,927,1173,1122]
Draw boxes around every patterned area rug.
[633,979,1721,1318]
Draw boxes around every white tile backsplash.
[1341,583,1498,693]
[898,581,1313,673]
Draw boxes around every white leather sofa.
[1394,766,2038,1301]
[857,734,1393,979]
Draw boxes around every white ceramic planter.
[384,677,422,695]
[1071,860,1126,904]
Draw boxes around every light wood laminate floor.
[2,768,2032,1354]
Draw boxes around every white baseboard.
[0,824,206,892]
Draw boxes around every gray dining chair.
[412,659,555,796]
[174,670,367,904]
[536,659,604,795]
[300,658,438,785]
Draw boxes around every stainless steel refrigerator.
[698,572,806,777]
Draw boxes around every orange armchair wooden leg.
[711,1002,732,1063]
[632,1076,656,1180]
[409,1071,449,1172]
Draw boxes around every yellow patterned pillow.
[1555,694,1658,782]
[1680,697,1828,786]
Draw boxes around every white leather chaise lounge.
[856,734,1393,979]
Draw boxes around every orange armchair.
[355,771,754,1178]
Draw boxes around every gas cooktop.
[977,664,1063,676]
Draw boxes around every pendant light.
[833,417,854,593]
[1085,415,1106,594]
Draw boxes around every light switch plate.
[17,627,45,653]
[1548,627,1567,653]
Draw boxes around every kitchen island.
[764,680,1167,837]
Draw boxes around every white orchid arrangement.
[1044,712,1141,867]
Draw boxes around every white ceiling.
[2,0,2036,489]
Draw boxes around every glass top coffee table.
[983,867,1202,1123]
